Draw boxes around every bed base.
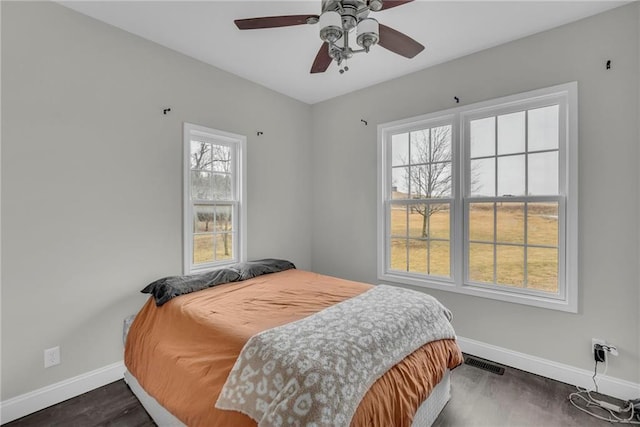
[124,369,451,427]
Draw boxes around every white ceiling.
[59,1,625,104]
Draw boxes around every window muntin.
[184,123,246,273]
[378,83,577,312]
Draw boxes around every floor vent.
[464,356,505,375]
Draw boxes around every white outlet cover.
[44,346,61,368]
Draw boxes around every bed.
[124,266,462,426]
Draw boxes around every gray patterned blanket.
[215,285,457,427]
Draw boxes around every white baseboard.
[2,339,639,424]
[457,336,640,401]
[0,361,125,424]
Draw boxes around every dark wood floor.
[5,357,619,426]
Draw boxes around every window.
[183,123,246,274]
[378,83,578,312]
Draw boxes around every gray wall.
[1,1,312,399]
[2,0,639,403]
[311,3,639,383]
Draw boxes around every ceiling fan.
[234,0,424,74]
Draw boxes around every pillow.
[230,258,296,281]
[141,268,240,306]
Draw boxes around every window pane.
[211,145,231,172]
[193,234,214,264]
[431,125,452,162]
[390,238,408,271]
[408,239,427,274]
[470,117,495,158]
[429,204,450,240]
[470,158,495,196]
[429,241,450,277]
[528,203,558,246]
[410,165,428,198]
[392,167,409,199]
[390,204,408,237]
[498,112,525,155]
[411,163,452,199]
[528,152,558,195]
[408,204,428,238]
[469,243,494,283]
[191,171,213,200]
[212,173,231,200]
[194,205,215,233]
[215,233,233,260]
[215,205,233,232]
[497,202,524,244]
[430,162,452,198]
[410,130,428,165]
[528,105,559,152]
[391,133,409,166]
[496,245,524,287]
[190,140,212,170]
[497,155,525,196]
[527,247,558,293]
[469,203,494,242]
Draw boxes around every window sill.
[379,271,577,313]
[187,259,239,275]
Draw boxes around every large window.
[183,123,246,274]
[378,83,578,312]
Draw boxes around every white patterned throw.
[215,285,456,427]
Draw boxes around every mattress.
[123,368,452,427]
[124,269,462,426]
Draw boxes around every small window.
[183,123,246,273]
[378,83,578,312]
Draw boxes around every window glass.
[528,105,559,151]
[498,112,525,155]
[497,155,525,196]
[470,117,495,158]
[528,152,558,195]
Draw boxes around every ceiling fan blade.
[378,24,425,58]
[235,15,319,30]
[311,42,332,74]
[380,0,414,11]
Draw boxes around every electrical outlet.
[592,338,618,362]
[592,338,607,362]
[44,346,60,368]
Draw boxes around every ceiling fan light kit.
[234,0,424,74]
[356,18,379,49]
[319,11,343,43]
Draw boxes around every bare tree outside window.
[406,126,452,238]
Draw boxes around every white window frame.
[183,123,247,274]
[377,82,578,312]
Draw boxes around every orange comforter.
[125,269,462,426]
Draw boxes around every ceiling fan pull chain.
[339,59,349,74]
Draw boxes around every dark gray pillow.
[230,258,296,281]
[141,268,240,306]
